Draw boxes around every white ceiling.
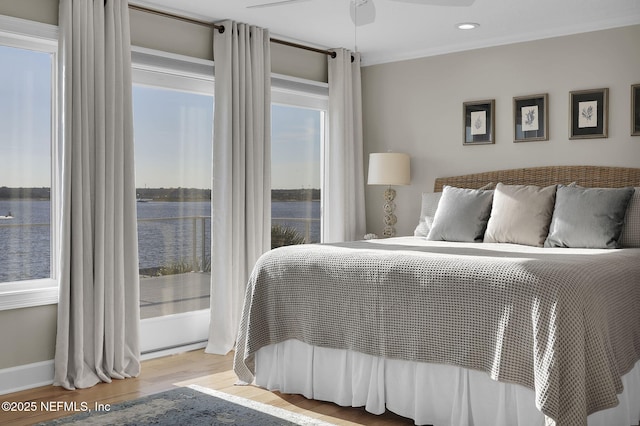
[133,0,640,65]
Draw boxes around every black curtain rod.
[128,4,337,58]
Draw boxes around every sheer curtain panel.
[54,0,140,390]
[324,49,367,243]
[206,21,272,355]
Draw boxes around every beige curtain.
[206,21,272,355]
[54,0,140,390]
[323,49,367,242]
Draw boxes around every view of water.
[0,199,320,282]
[0,199,51,283]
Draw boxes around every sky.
[133,85,214,189]
[271,104,321,190]
[1,45,322,191]
[133,90,322,190]
[0,45,52,188]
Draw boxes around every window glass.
[271,104,323,248]
[132,85,213,319]
[0,45,52,283]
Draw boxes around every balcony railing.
[0,214,320,282]
[272,216,320,243]
[137,215,210,274]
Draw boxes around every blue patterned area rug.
[39,384,336,425]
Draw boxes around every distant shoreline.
[0,187,51,200]
[271,188,320,202]
[0,187,320,202]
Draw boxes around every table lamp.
[367,152,411,237]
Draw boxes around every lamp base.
[382,187,397,237]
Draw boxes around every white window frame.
[132,46,215,354]
[133,51,329,353]
[132,46,214,93]
[0,15,58,311]
[272,73,328,111]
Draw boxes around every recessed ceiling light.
[456,22,480,30]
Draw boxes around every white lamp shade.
[367,153,411,186]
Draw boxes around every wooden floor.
[1,349,414,425]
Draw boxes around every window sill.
[0,279,58,311]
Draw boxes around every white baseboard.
[0,340,210,396]
[0,359,54,395]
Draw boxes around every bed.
[233,165,640,426]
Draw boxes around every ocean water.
[0,200,320,282]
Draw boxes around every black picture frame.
[569,88,608,139]
[513,93,548,142]
[463,99,495,145]
[632,84,640,136]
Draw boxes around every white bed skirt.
[254,339,640,426]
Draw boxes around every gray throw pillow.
[544,185,635,248]
[415,183,494,237]
[427,185,494,242]
[484,183,557,247]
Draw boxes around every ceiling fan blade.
[387,0,475,6]
[350,0,376,26]
[247,0,312,9]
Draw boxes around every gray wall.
[0,1,328,82]
[0,306,57,369]
[362,25,640,237]
[0,0,57,25]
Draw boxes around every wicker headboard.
[434,166,640,192]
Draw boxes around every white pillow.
[414,192,442,237]
[484,183,557,247]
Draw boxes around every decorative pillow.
[619,187,640,248]
[414,183,494,237]
[427,185,494,242]
[414,192,442,237]
[484,183,557,247]
[544,185,635,249]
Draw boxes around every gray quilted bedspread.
[233,237,640,426]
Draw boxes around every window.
[132,84,213,320]
[271,80,328,249]
[132,48,214,352]
[0,17,58,310]
[0,45,52,282]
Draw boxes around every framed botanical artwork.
[632,84,640,136]
[463,99,495,145]
[513,93,548,142]
[569,88,608,139]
